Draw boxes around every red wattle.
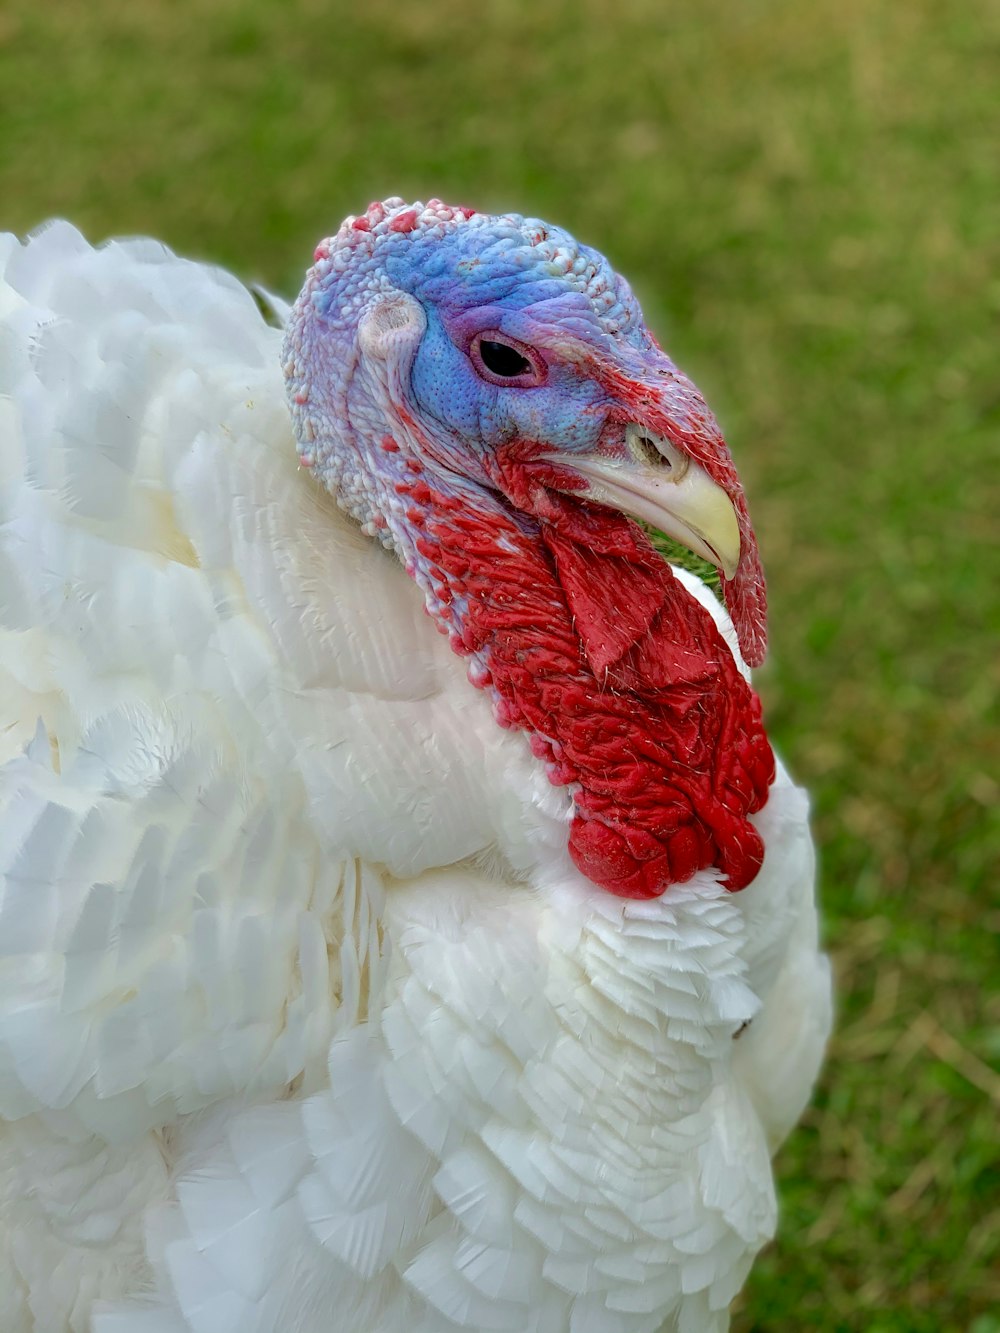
[419,490,775,897]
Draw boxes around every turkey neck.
[385,452,776,900]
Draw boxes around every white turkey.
[0,198,831,1333]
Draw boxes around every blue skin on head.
[406,303,611,461]
[382,222,651,467]
[313,214,661,478]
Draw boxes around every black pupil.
[479,339,531,378]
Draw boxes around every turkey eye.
[469,331,545,386]
[479,339,530,378]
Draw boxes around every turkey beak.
[564,425,741,579]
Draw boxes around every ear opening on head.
[357,294,426,361]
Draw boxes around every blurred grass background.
[1,0,997,1327]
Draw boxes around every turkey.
[0,198,831,1333]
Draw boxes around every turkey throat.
[392,458,776,899]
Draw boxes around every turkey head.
[284,198,775,898]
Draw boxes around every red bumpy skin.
[418,483,774,898]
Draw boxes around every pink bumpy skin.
[283,198,775,897]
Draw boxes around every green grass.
[2,0,997,1325]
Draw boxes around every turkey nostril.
[625,424,690,482]
[627,425,676,472]
[636,435,670,470]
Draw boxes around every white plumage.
[0,222,831,1332]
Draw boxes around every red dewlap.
[420,489,776,898]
